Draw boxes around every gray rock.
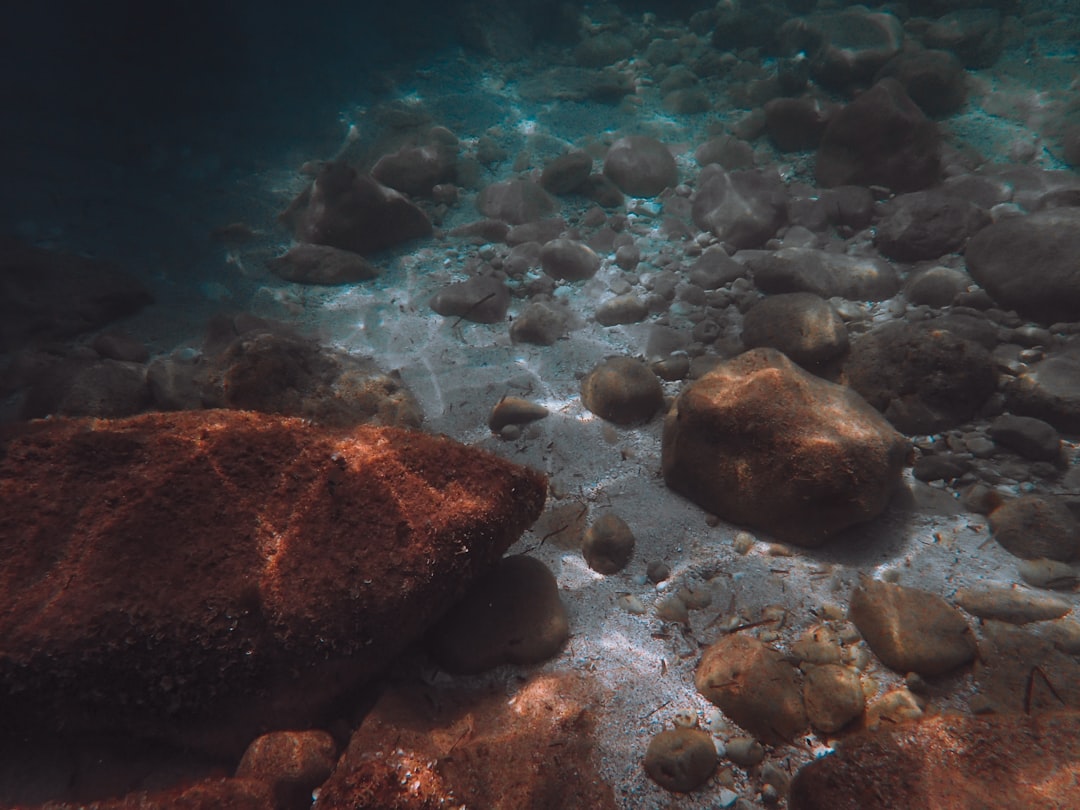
[966,208,1080,325]
[741,292,849,368]
[1003,349,1080,433]
[476,178,557,225]
[874,191,990,262]
[815,78,941,192]
[874,49,968,117]
[692,166,789,249]
[849,577,977,677]
[603,136,678,197]
[430,276,510,323]
[596,294,649,326]
[904,266,973,307]
[987,414,1062,462]
[541,151,593,195]
[510,301,570,345]
[780,8,904,91]
[688,246,745,289]
[540,238,601,281]
[923,9,1004,69]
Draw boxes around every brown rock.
[0,411,547,755]
[236,730,338,810]
[740,292,849,369]
[187,323,423,429]
[602,135,678,197]
[476,177,557,225]
[21,778,274,810]
[643,728,718,793]
[268,243,380,285]
[848,577,977,677]
[803,664,865,734]
[662,349,909,547]
[695,634,807,746]
[973,620,1080,714]
[426,555,568,675]
[988,495,1080,562]
[581,512,636,574]
[789,712,1080,810]
[286,161,432,256]
[315,672,618,810]
[815,78,941,192]
[581,356,664,426]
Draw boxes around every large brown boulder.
[790,712,1080,810]
[0,410,547,756]
[662,349,909,547]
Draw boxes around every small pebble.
[732,531,756,555]
[673,708,698,728]
[582,512,636,574]
[656,594,690,624]
[646,561,671,583]
[616,593,646,615]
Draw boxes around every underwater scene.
[2,0,1080,807]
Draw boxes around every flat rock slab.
[849,578,977,677]
[973,621,1080,715]
[790,712,1080,810]
[0,410,546,755]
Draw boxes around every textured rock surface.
[1003,348,1080,433]
[268,243,380,285]
[973,621,1080,714]
[740,292,849,369]
[848,578,977,677]
[790,712,1080,810]
[691,166,789,249]
[873,190,989,261]
[663,349,909,547]
[0,410,547,755]
[844,320,997,434]
[696,634,807,746]
[315,672,617,810]
[602,135,678,197]
[750,247,899,301]
[235,730,338,810]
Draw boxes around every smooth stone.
[987,414,1062,462]
[848,577,977,677]
[749,247,899,301]
[723,737,765,768]
[1003,349,1080,434]
[540,238,601,281]
[429,276,510,323]
[268,243,380,285]
[740,292,849,368]
[1018,558,1079,590]
[643,727,718,793]
[954,586,1071,624]
[426,555,568,675]
[510,301,571,346]
[989,496,1080,561]
[595,294,648,326]
[475,178,557,225]
[581,513,636,575]
[973,620,1080,714]
[603,136,678,198]
[236,730,338,810]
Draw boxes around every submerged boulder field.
[0,410,547,756]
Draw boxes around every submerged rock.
[662,348,909,547]
[0,411,547,755]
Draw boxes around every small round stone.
[580,356,664,425]
[643,727,718,793]
[582,512,636,574]
[724,737,765,768]
[646,560,671,583]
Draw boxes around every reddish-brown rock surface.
[314,672,618,810]
[789,712,1080,809]
[0,410,547,756]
